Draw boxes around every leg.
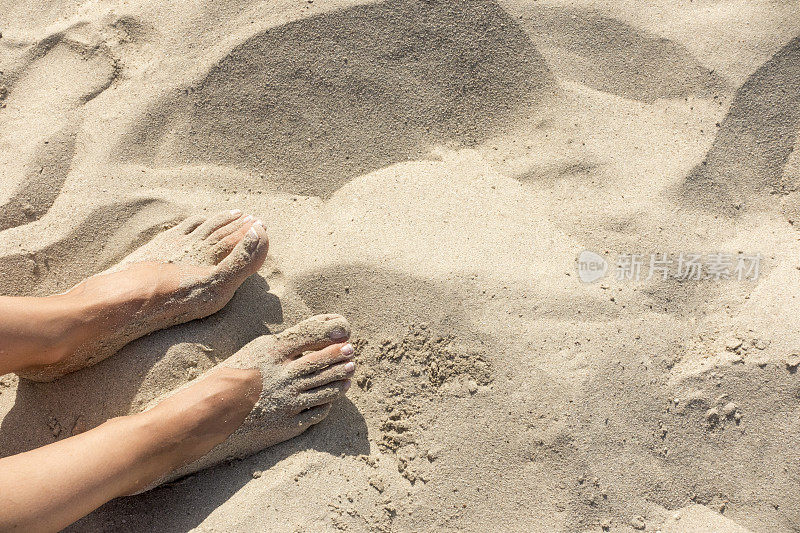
[0,367,257,531]
[0,316,354,532]
[0,293,89,375]
[0,209,269,380]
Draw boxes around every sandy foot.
[139,313,354,492]
[17,210,269,381]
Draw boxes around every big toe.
[215,221,269,283]
[207,215,261,264]
[191,209,244,240]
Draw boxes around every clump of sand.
[1,0,799,531]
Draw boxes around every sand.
[0,0,798,531]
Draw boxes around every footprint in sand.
[0,126,76,232]
[0,24,117,124]
[0,24,118,228]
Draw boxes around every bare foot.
[131,314,354,493]
[16,210,269,381]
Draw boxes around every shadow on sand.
[678,36,800,214]
[66,398,369,532]
[118,0,555,198]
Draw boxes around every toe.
[164,215,206,236]
[215,221,269,281]
[191,209,244,239]
[173,214,207,235]
[299,359,355,390]
[294,403,332,428]
[209,218,260,264]
[272,314,351,361]
[207,213,250,245]
[289,343,353,376]
[295,380,350,412]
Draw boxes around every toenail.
[344,361,355,373]
[342,380,351,392]
[230,209,242,216]
[329,328,348,340]
[243,215,254,223]
[254,219,263,227]
[340,343,354,356]
[247,227,258,239]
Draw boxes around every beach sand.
[0,0,799,530]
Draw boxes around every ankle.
[11,268,157,372]
[0,291,92,371]
[46,292,98,362]
[42,266,169,364]
[133,367,262,482]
